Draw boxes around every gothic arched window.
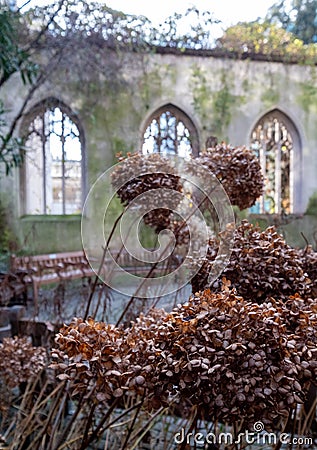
[250,110,301,214]
[142,104,199,157]
[21,98,84,215]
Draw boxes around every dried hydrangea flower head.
[196,143,264,210]
[111,152,182,233]
[299,244,317,297]
[0,337,46,388]
[191,220,313,301]
[52,284,317,431]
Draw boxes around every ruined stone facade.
[1,48,317,253]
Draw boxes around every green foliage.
[19,0,317,66]
[25,1,218,51]
[306,191,317,215]
[297,79,317,112]
[0,100,25,175]
[191,66,243,139]
[0,2,37,176]
[139,68,163,110]
[216,21,317,63]
[0,2,38,87]
[1,0,316,180]
[212,72,239,137]
[261,88,280,108]
[266,0,317,44]
[0,198,15,253]
[190,65,213,129]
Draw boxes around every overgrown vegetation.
[215,20,317,63]
[0,1,38,175]
[1,1,317,448]
[1,149,316,449]
[266,0,317,44]
[1,0,317,176]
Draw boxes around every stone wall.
[1,48,317,253]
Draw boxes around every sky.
[18,0,277,30]
[104,0,276,28]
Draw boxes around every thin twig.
[79,397,120,449]
[83,210,124,320]
[129,407,166,450]
[301,232,309,255]
[54,390,86,449]
[120,392,145,450]
[79,403,97,450]
[115,185,217,327]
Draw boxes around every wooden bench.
[10,251,96,312]
[9,249,180,312]
[106,249,180,276]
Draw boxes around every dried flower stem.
[83,210,124,320]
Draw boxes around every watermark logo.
[81,154,235,297]
[174,421,313,447]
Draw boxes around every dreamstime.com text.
[174,422,313,447]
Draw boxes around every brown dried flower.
[191,220,313,301]
[111,152,182,233]
[299,245,317,297]
[196,143,264,210]
[52,285,317,431]
[143,287,317,428]
[0,337,47,388]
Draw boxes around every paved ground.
[22,279,192,326]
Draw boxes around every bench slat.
[10,251,95,313]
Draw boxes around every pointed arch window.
[142,104,199,157]
[250,110,301,214]
[22,99,84,215]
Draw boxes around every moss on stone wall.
[242,79,251,92]
[84,88,139,178]
[259,70,280,109]
[4,50,317,254]
[261,89,280,108]
[190,64,213,132]
[297,69,317,113]
[212,72,240,138]
[139,71,162,110]
[190,65,244,139]
[297,82,317,113]
[19,215,82,254]
[0,194,17,255]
